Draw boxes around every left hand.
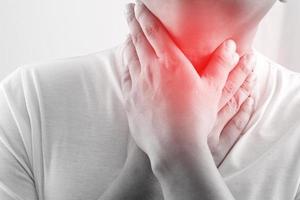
[120,93,255,199]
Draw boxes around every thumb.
[203,40,239,96]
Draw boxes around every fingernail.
[225,40,236,53]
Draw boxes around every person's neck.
[165,24,258,75]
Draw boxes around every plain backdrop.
[0,1,299,81]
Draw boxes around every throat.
[175,29,257,76]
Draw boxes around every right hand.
[122,89,255,200]
[122,33,256,197]
[123,3,257,169]
[124,3,240,169]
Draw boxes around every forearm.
[98,148,157,200]
[98,169,145,200]
[152,143,235,200]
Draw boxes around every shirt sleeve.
[0,68,38,200]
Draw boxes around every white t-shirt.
[1,43,300,200]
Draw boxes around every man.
[1,0,299,199]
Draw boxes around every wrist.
[151,143,214,200]
[151,141,210,179]
[150,142,235,200]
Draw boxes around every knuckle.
[215,53,229,66]
[239,62,251,75]
[239,54,256,74]
[245,73,256,87]
[214,49,237,68]
[231,118,245,132]
[223,80,236,96]
[238,58,252,75]
[132,31,143,44]
[240,103,251,113]
[239,76,256,97]
[228,97,239,112]
[240,81,252,96]
[145,21,160,37]
[240,98,254,113]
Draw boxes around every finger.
[122,35,141,85]
[125,3,156,65]
[134,2,180,57]
[203,40,240,95]
[121,68,132,96]
[221,72,256,122]
[219,96,255,150]
[209,73,256,141]
[218,54,256,110]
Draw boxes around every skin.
[100,13,256,200]
[124,3,247,166]
[122,4,253,199]
[141,0,277,73]
[99,0,278,199]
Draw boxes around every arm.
[101,38,255,200]
[98,138,160,200]
[153,142,235,200]
[122,2,257,200]
[153,94,255,200]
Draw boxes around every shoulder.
[255,51,300,85]
[20,45,123,92]
[0,44,126,138]
[253,51,300,106]
[253,51,300,131]
[0,43,127,166]
[1,44,125,107]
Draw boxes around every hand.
[122,3,254,199]
[123,3,240,169]
[123,92,255,198]
[122,39,256,199]
[209,89,255,167]
[122,44,256,199]
[208,55,257,166]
